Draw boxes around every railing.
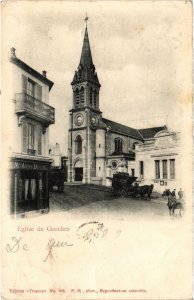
[15,93,55,124]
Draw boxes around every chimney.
[42,70,47,78]
[11,47,16,57]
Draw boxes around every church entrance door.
[75,168,83,181]
[74,159,83,182]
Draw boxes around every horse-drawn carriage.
[112,172,154,200]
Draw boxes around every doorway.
[75,168,83,181]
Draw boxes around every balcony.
[15,93,55,125]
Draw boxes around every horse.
[133,184,154,200]
[162,189,171,199]
[167,196,184,217]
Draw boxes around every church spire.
[79,27,93,69]
[71,16,100,87]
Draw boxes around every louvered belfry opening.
[71,26,101,110]
[75,88,80,107]
[80,87,85,106]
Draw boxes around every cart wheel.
[121,189,127,197]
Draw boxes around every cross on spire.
[84,13,89,27]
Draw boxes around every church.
[67,22,181,192]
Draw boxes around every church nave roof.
[102,118,143,140]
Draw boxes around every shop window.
[16,170,48,213]
[170,159,175,179]
[155,160,160,179]
[114,138,123,152]
[75,135,82,154]
[19,171,38,206]
[140,161,144,179]
[162,160,167,179]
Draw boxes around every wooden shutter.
[35,84,42,100]
[37,125,42,155]
[22,121,28,153]
[38,85,42,100]
[22,74,27,93]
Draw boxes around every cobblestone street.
[49,185,172,220]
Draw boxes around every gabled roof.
[10,55,54,91]
[102,118,143,140]
[138,126,167,139]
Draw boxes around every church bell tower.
[68,16,102,183]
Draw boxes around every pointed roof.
[71,26,100,87]
[80,27,93,68]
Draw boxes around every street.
[48,185,174,220]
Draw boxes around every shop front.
[10,157,51,216]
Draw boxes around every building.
[9,48,55,216]
[67,23,182,192]
[49,143,62,167]
[135,128,181,193]
[49,143,68,184]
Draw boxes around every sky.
[3,1,192,155]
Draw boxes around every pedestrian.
[171,189,176,199]
[178,188,183,200]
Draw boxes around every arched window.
[75,135,82,154]
[80,87,85,106]
[75,89,80,107]
[114,138,123,152]
[94,90,97,108]
[90,88,93,106]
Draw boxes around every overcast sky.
[3,1,192,154]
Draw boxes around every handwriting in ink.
[43,238,74,263]
[76,221,108,244]
[6,236,29,253]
